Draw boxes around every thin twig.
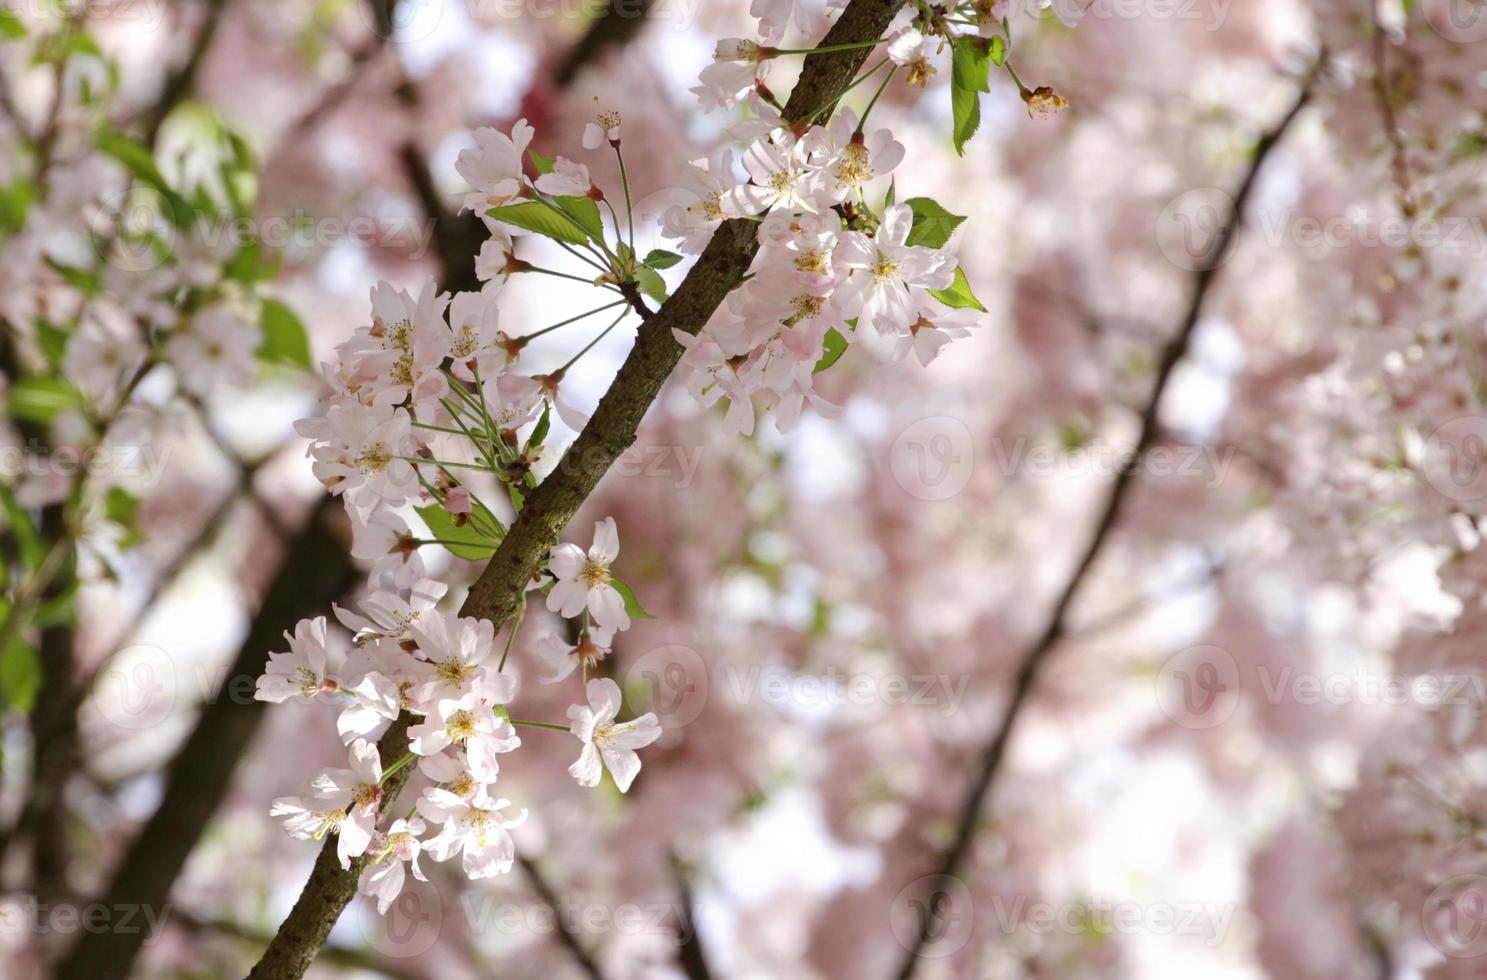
[887,57,1323,980]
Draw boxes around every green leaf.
[555,195,605,243]
[635,266,668,304]
[487,201,591,246]
[46,258,99,296]
[950,37,992,155]
[529,150,555,174]
[225,239,279,283]
[258,299,312,370]
[0,485,43,572]
[814,327,849,373]
[104,486,140,526]
[529,402,551,449]
[34,320,69,368]
[884,179,896,209]
[0,178,33,236]
[988,35,1007,66]
[96,129,196,228]
[929,266,986,312]
[0,630,39,714]
[416,503,503,561]
[644,249,683,270]
[903,198,967,249]
[7,376,83,424]
[611,576,654,621]
[0,9,27,40]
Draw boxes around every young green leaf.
[415,503,504,561]
[258,299,313,370]
[814,327,849,373]
[644,249,683,270]
[950,36,993,155]
[611,576,654,621]
[556,196,605,243]
[487,201,591,246]
[7,376,84,424]
[903,198,967,249]
[529,402,552,449]
[928,266,987,312]
[0,630,39,713]
[636,266,669,304]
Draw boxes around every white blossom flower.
[535,627,614,684]
[567,677,662,792]
[658,150,738,254]
[474,227,519,284]
[408,611,501,704]
[408,693,520,782]
[337,670,401,744]
[299,400,421,520]
[256,616,345,703]
[358,817,427,914]
[838,204,955,336]
[546,517,630,632]
[419,787,526,879]
[333,578,448,646]
[447,286,515,383]
[800,108,905,206]
[272,740,383,869]
[165,306,259,397]
[724,133,821,216]
[534,156,595,199]
[457,121,535,215]
[582,108,621,149]
[894,293,981,365]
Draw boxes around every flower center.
[436,660,471,687]
[835,144,872,188]
[356,444,391,474]
[446,709,477,742]
[872,256,900,284]
[581,558,611,589]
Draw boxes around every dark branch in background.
[139,0,228,146]
[887,61,1322,980]
[247,1,907,975]
[53,496,357,980]
[553,0,656,88]
[516,855,606,980]
[670,852,715,980]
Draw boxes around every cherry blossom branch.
[887,58,1323,980]
[243,2,906,975]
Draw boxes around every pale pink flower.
[419,788,526,879]
[457,121,535,215]
[546,517,630,632]
[256,616,345,703]
[566,677,662,792]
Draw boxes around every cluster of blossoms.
[255,0,1042,917]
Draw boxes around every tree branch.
[246,2,905,975]
[887,61,1322,980]
[53,495,358,980]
